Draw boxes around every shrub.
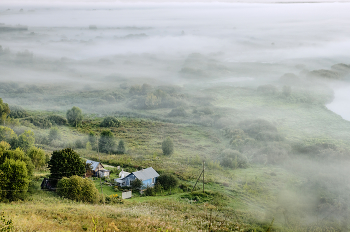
[48,127,60,141]
[156,174,178,191]
[131,179,142,190]
[143,186,156,196]
[57,176,98,203]
[0,158,30,201]
[17,130,35,151]
[100,117,121,128]
[257,85,278,95]
[220,149,248,169]
[168,107,187,117]
[8,105,29,118]
[0,126,17,144]
[98,130,116,154]
[75,139,85,149]
[162,137,174,156]
[27,147,46,169]
[116,140,126,154]
[23,116,52,129]
[46,115,67,126]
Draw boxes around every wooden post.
[98,146,103,199]
[203,161,205,193]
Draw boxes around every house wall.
[142,177,157,188]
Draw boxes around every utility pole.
[98,145,103,197]
[203,161,205,193]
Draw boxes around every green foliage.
[46,115,67,126]
[105,194,123,204]
[75,139,85,149]
[0,98,10,125]
[131,178,142,190]
[168,107,187,117]
[162,137,174,156]
[116,140,126,154]
[8,105,29,119]
[143,186,156,196]
[100,116,121,128]
[17,130,35,151]
[88,131,97,150]
[66,106,83,127]
[27,147,46,169]
[48,148,86,186]
[0,126,17,145]
[56,175,98,203]
[0,148,34,177]
[156,174,178,191]
[48,127,60,141]
[0,158,29,202]
[239,119,283,141]
[257,84,278,95]
[24,116,52,129]
[98,130,116,154]
[0,212,14,232]
[220,149,248,169]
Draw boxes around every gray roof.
[132,167,159,181]
[86,160,103,171]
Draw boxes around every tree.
[117,140,126,154]
[0,158,29,201]
[100,116,121,127]
[131,178,142,190]
[0,98,10,126]
[48,127,60,141]
[27,147,46,169]
[88,131,97,150]
[0,148,34,177]
[57,175,98,203]
[17,130,35,152]
[0,126,17,144]
[66,106,83,127]
[162,137,174,156]
[156,174,178,191]
[48,148,85,186]
[98,130,116,154]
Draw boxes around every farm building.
[86,160,110,178]
[115,167,159,189]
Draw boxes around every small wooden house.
[86,160,110,178]
[115,167,159,189]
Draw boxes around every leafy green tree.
[0,98,10,126]
[46,115,67,125]
[27,147,46,169]
[98,130,116,154]
[88,131,97,150]
[66,106,83,127]
[48,148,85,186]
[9,105,29,119]
[48,127,60,141]
[0,126,17,144]
[117,140,126,154]
[17,130,35,151]
[156,174,178,191]
[0,158,29,201]
[0,148,34,177]
[57,175,98,203]
[131,178,142,190]
[100,116,121,127]
[162,137,174,156]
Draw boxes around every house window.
[152,178,155,184]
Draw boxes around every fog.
[2,1,350,230]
